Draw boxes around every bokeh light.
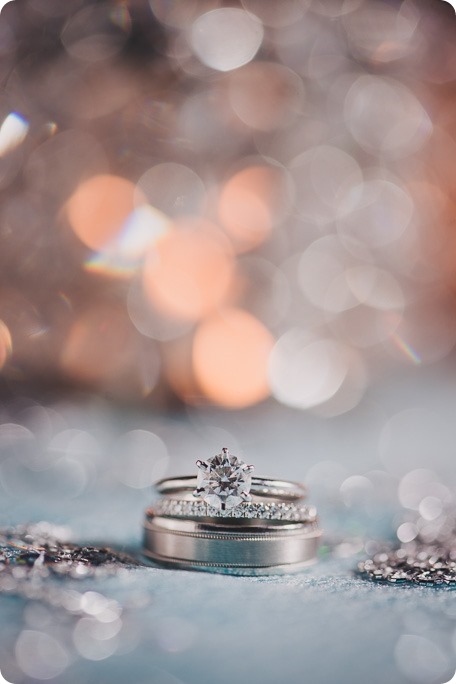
[0,320,12,369]
[189,8,263,72]
[112,430,168,489]
[290,145,363,226]
[241,0,306,28]
[136,163,206,219]
[344,75,432,158]
[142,220,234,321]
[60,305,158,398]
[60,3,131,63]
[15,630,69,680]
[67,175,139,251]
[269,332,350,410]
[193,308,274,407]
[0,112,28,156]
[228,62,304,132]
[0,0,454,411]
[218,163,293,252]
[85,204,171,278]
[395,635,451,684]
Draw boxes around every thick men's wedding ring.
[143,515,322,575]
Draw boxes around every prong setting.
[193,487,206,498]
[195,448,254,511]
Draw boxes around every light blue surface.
[2,557,456,684]
[1,363,456,683]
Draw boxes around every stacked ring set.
[143,448,322,575]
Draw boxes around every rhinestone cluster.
[0,523,138,607]
[153,498,317,522]
[357,506,456,587]
[357,548,456,586]
[0,522,138,575]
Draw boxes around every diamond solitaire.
[194,448,254,511]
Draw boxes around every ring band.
[143,515,322,575]
[147,515,320,535]
[154,476,307,501]
[149,499,317,523]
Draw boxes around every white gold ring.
[154,447,307,509]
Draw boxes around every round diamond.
[264,504,275,519]
[256,504,266,518]
[195,448,253,511]
[232,506,244,518]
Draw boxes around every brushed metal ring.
[143,514,322,574]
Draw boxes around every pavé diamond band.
[144,448,321,574]
[149,499,317,523]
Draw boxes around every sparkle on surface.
[196,449,252,510]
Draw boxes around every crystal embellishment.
[194,448,253,511]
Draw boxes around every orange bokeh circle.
[142,219,234,322]
[218,164,292,252]
[0,321,12,370]
[66,174,138,250]
[192,307,274,408]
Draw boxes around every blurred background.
[1,2,456,684]
[0,0,455,539]
[0,0,456,410]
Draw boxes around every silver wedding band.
[144,515,322,575]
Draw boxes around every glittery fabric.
[1,366,456,683]
[2,551,456,684]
